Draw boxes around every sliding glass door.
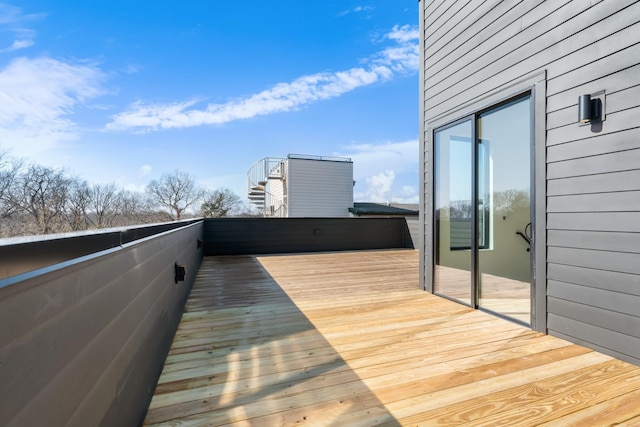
[434,119,473,305]
[434,95,532,325]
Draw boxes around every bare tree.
[115,190,146,225]
[65,179,91,231]
[88,183,121,228]
[146,170,204,220]
[11,165,73,234]
[493,189,529,217]
[0,149,22,218]
[201,188,241,218]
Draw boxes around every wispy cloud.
[339,139,418,178]
[337,5,375,18]
[123,64,141,74]
[0,4,43,52]
[0,38,34,53]
[0,57,107,157]
[139,164,152,176]
[106,24,419,133]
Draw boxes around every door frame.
[422,70,547,333]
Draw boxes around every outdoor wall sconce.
[175,263,186,283]
[578,94,602,124]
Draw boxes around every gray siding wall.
[287,158,354,217]
[203,218,413,255]
[421,0,640,365]
[0,222,204,427]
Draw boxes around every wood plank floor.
[143,249,640,426]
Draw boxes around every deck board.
[143,250,640,426]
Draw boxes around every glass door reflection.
[477,96,531,325]
[433,94,532,325]
[434,119,473,305]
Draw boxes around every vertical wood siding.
[421,0,640,365]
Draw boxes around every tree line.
[0,150,246,238]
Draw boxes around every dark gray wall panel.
[548,280,640,318]
[0,222,203,427]
[548,170,640,196]
[405,217,419,249]
[548,191,640,212]
[548,230,640,253]
[203,218,411,256]
[548,247,640,275]
[548,212,640,232]
[548,263,640,296]
[550,330,640,368]
[548,314,640,366]
[548,149,640,179]
[548,297,640,340]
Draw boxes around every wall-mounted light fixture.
[175,263,186,283]
[578,94,603,124]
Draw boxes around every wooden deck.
[143,250,640,426]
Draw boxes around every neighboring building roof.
[350,202,419,216]
[287,153,352,162]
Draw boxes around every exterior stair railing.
[247,157,286,217]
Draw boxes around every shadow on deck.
[144,254,399,425]
[144,250,640,426]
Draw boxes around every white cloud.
[370,25,420,73]
[140,165,152,176]
[386,24,419,43]
[339,139,419,203]
[364,170,395,202]
[106,24,418,133]
[353,170,418,204]
[0,57,107,158]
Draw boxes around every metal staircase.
[247,157,286,217]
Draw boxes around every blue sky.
[0,1,419,208]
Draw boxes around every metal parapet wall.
[0,221,204,427]
[203,217,415,256]
[0,219,201,280]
